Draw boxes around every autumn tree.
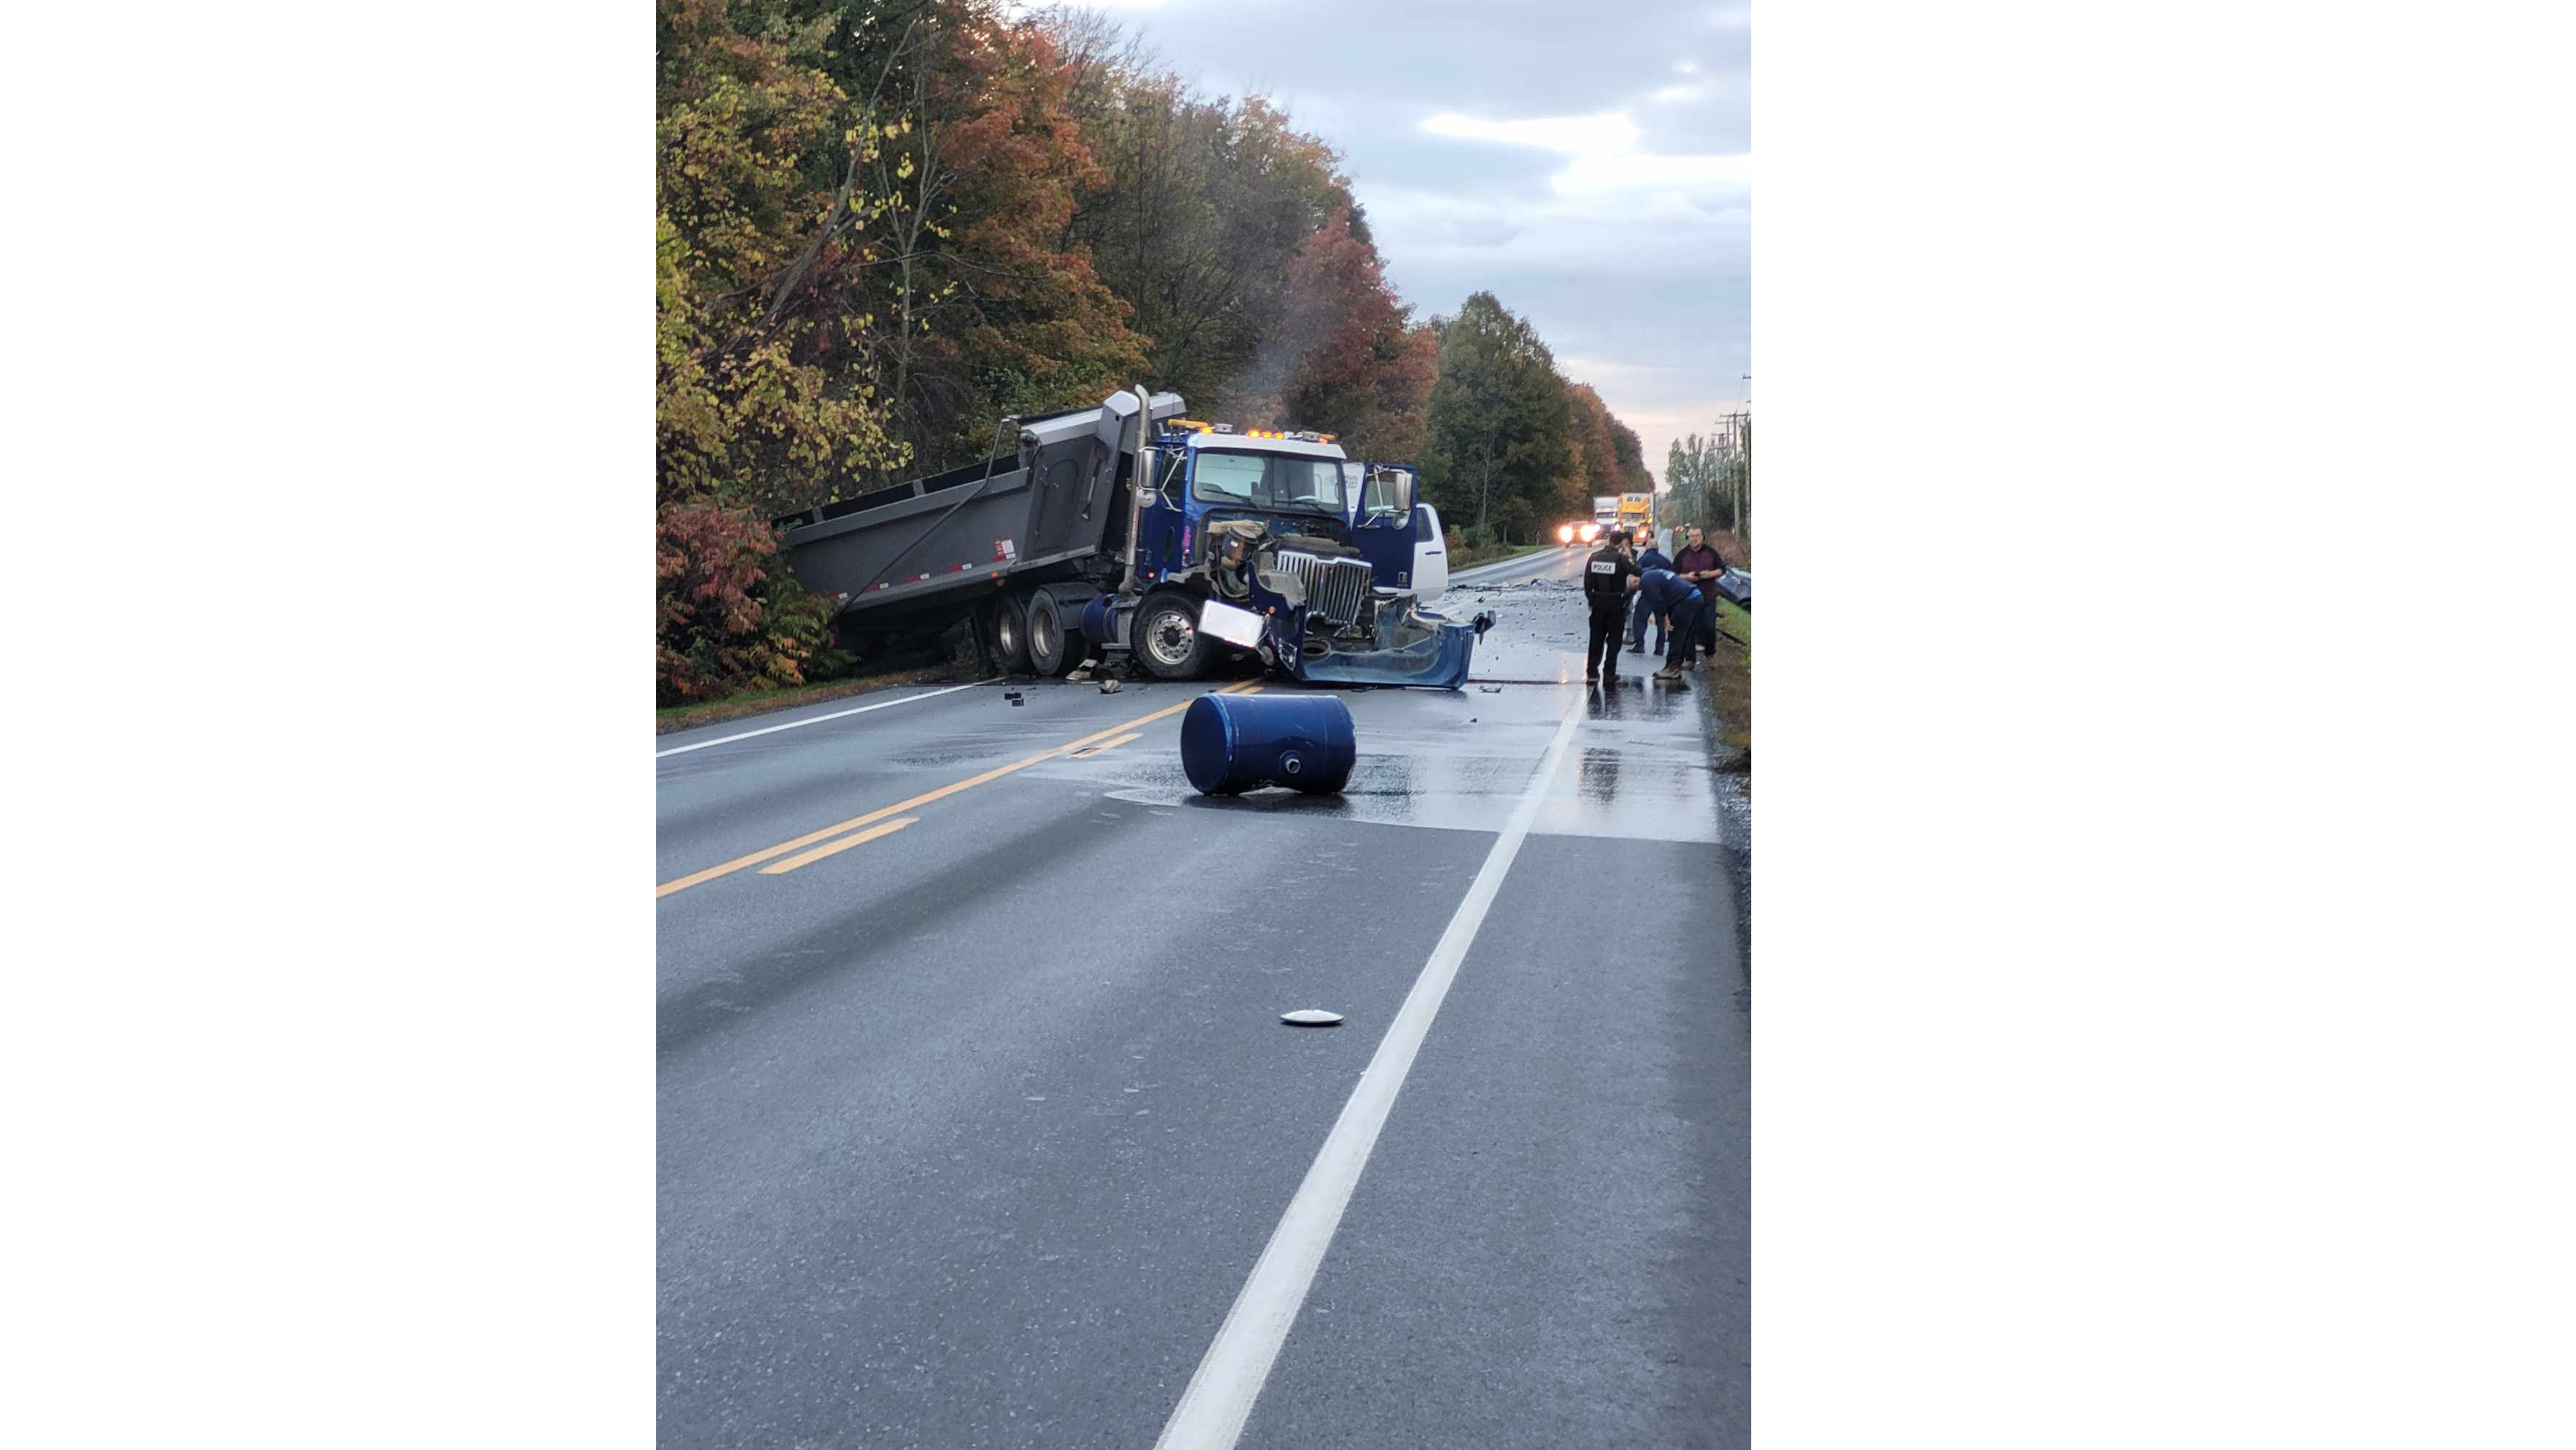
[1610,416,1653,491]
[839,4,1152,472]
[656,0,934,701]
[655,0,1166,701]
[1053,53,1348,413]
[1041,10,1442,454]
[656,0,914,513]
[1564,382,1630,521]
[1228,206,1439,461]
[655,1,1670,698]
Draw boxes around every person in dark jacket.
[1631,566,1710,682]
[1583,530,1640,684]
[1626,529,1672,654]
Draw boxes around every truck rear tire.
[1027,589,1087,677]
[985,592,1031,674]
[1133,590,1214,681]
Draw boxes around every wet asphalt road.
[657,546,1750,1449]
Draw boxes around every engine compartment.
[1186,514,1489,688]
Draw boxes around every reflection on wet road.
[1080,547,1731,842]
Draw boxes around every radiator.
[1269,550,1375,627]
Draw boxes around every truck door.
[1348,463,1418,589]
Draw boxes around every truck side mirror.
[1360,467,1413,518]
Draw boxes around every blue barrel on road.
[1180,692,1356,796]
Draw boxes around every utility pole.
[1732,382,1750,555]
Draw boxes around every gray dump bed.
[775,390,1184,620]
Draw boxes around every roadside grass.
[1702,601,1751,778]
[657,662,969,735]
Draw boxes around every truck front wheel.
[1133,591,1214,680]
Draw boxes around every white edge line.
[1149,698,1586,1450]
[1448,549,1566,583]
[655,680,989,758]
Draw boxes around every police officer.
[1584,527,1639,685]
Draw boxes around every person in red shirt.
[1669,528,1725,667]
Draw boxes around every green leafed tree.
[1664,416,1748,554]
[1418,292,1575,543]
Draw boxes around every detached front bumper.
[1275,596,1494,690]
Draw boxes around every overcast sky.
[1056,0,1750,487]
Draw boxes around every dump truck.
[772,387,1493,689]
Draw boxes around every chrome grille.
[1271,550,1374,626]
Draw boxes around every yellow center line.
[1070,731,1145,758]
[656,679,1261,898]
[759,816,917,875]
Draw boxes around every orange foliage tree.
[1237,206,1440,464]
[849,7,1153,467]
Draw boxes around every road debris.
[1181,693,1355,796]
[1280,1009,1344,1027]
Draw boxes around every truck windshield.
[1191,449,1348,515]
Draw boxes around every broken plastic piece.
[1280,1009,1344,1027]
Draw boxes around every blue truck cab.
[774,384,1493,688]
[1085,422,1492,687]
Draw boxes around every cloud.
[1045,0,1748,475]
[1421,110,1640,156]
[1551,149,1750,196]
[1420,108,1747,200]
